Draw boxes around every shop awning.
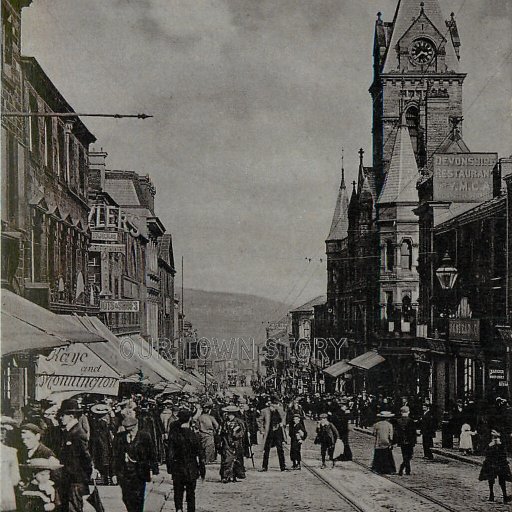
[324,360,352,378]
[348,351,385,370]
[182,370,205,389]
[1,290,106,356]
[497,327,512,345]
[61,316,146,383]
[120,335,181,384]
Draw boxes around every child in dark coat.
[315,414,339,468]
[479,429,512,503]
[290,415,307,470]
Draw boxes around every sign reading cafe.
[433,153,498,203]
[36,344,119,400]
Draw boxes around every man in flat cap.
[56,399,92,512]
[113,416,157,512]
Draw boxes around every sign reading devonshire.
[36,344,119,400]
[433,153,497,202]
[100,299,140,313]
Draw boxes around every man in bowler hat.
[113,416,157,512]
[56,399,93,512]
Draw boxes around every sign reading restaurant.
[100,299,140,313]
[433,153,498,203]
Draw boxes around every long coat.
[113,429,156,483]
[166,425,205,481]
[260,406,286,441]
[57,423,92,487]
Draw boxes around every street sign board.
[91,231,118,242]
[99,299,140,313]
[449,318,480,342]
[89,243,125,253]
[433,153,497,203]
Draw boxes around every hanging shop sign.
[449,318,480,342]
[99,299,140,313]
[489,369,506,380]
[433,153,497,203]
[36,344,119,400]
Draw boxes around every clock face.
[410,39,435,65]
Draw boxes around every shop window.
[464,358,474,396]
[386,240,394,271]
[2,7,13,66]
[400,240,413,270]
[29,94,39,155]
[32,210,43,282]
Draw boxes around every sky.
[22,0,511,308]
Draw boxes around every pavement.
[92,424,510,512]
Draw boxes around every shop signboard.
[36,343,119,400]
[433,153,497,202]
[91,231,118,242]
[100,299,140,313]
[89,243,125,253]
[489,369,506,380]
[449,319,480,342]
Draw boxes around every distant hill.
[178,288,291,347]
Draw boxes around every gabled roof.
[327,168,349,241]
[378,115,419,204]
[382,0,459,73]
[291,295,327,313]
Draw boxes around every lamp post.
[435,251,458,449]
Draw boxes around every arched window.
[400,240,413,270]
[386,240,394,271]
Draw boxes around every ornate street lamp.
[435,252,458,290]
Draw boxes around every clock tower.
[370,0,466,192]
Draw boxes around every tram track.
[299,457,367,512]
[350,458,459,512]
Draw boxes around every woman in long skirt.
[479,429,512,503]
[372,411,396,474]
[197,403,219,463]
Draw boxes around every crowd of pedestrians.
[1,390,512,510]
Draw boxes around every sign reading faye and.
[36,344,119,399]
[433,153,497,202]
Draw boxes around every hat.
[223,405,240,413]
[292,414,302,419]
[122,417,138,428]
[21,458,63,471]
[319,413,328,419]
[58,399,81,415]
[400,406,410,414]
[491,429,501,437]
[0,416,17,430]
[188,396,198,404]
[203,400,213,407]
[377,411,394,418]
[177,409,192,423]
[20,423,43,435]
[238,398,247,404]
[90,404,111,415]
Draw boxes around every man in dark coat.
[395,406,417,475]
[167,409,205,512]
[113,416,157,512]
[89,404,115,485]
[260,399,287,472]
[56,399,93,512]
[419,404,436,460]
